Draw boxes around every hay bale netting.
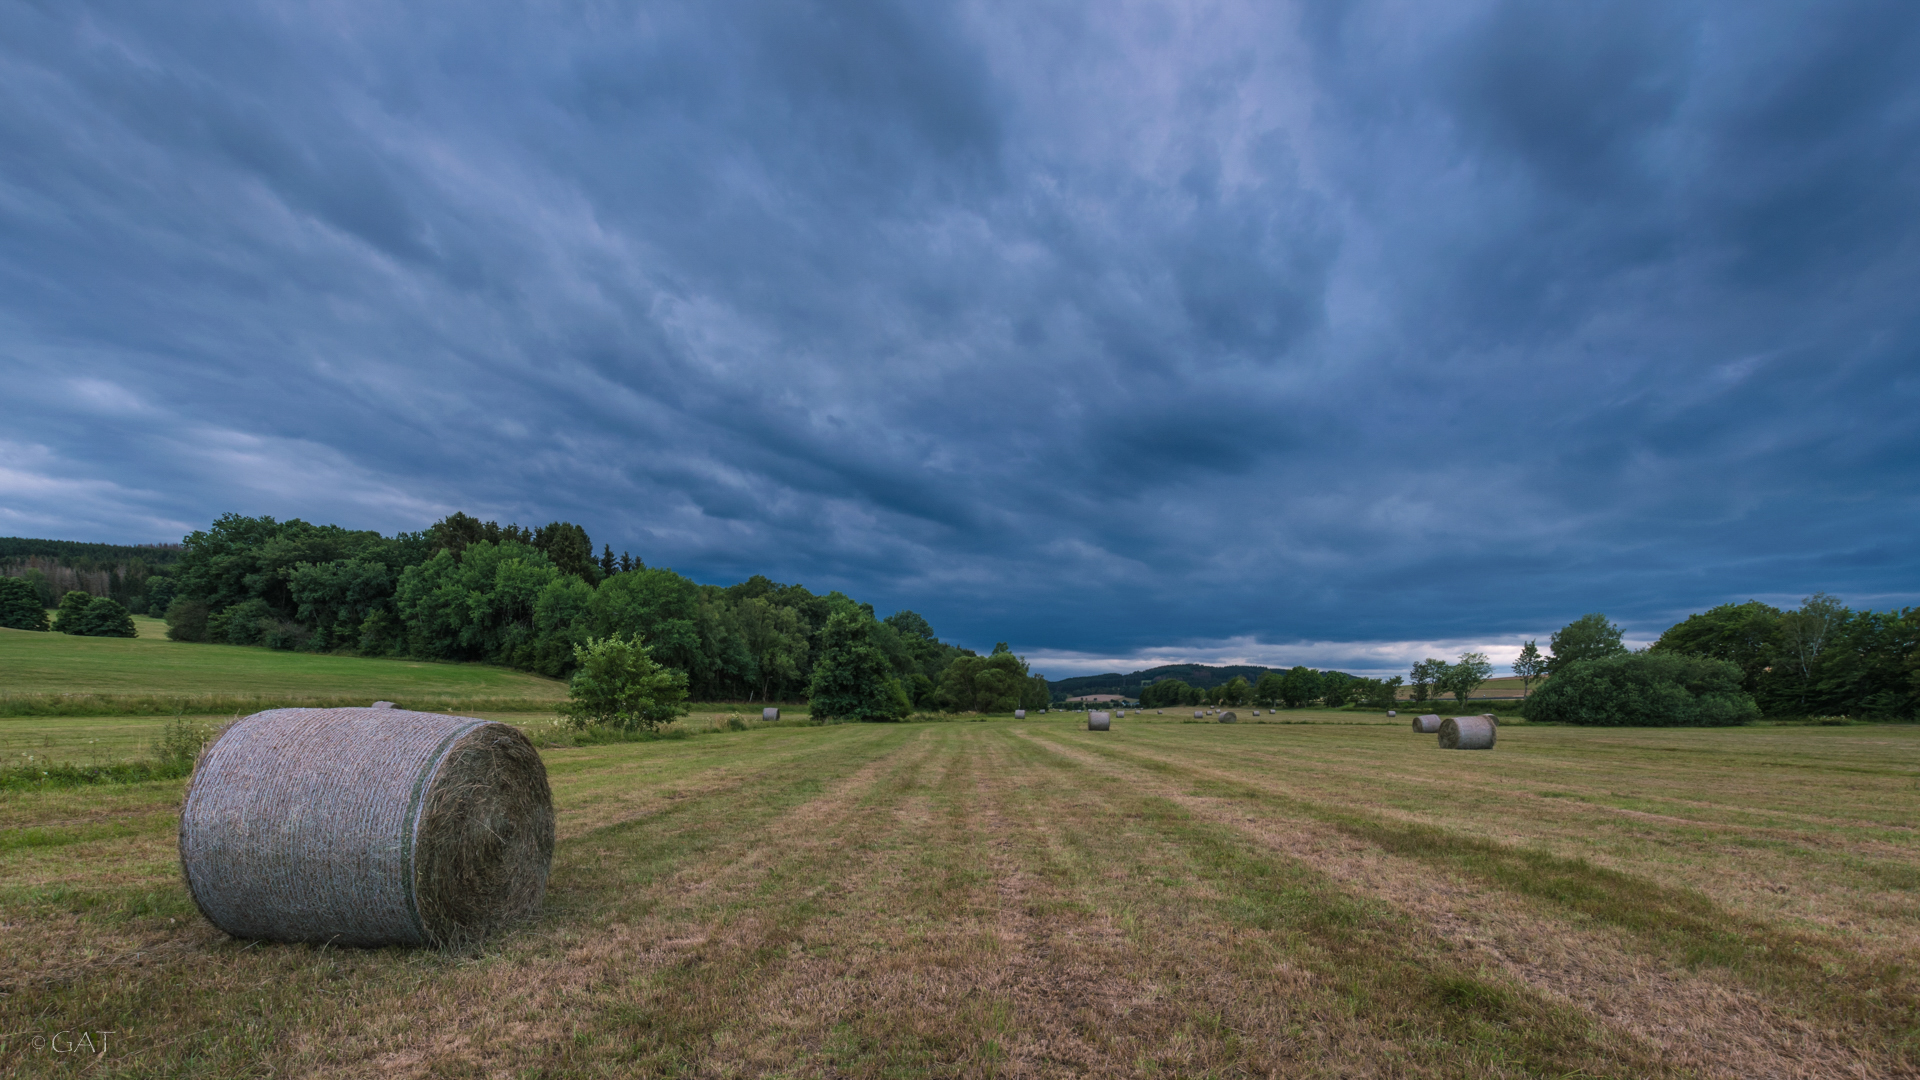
[179,707,555,949]
[1014,709,1026,719]
[1412,713,1442,733]
[1088,711,1111,731]
[762,707,780,722]
[1439,715,1497,750]
[1218,711,1238,724]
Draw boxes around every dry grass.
[2,716,1915,1077]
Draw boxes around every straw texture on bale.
[1014,709,1026,719]
[180,707,554,949]
[1218,711,1238,723]
[1412,713,1442,733]
[1439,714,1498,750]
[1088,711,1111,731]
[762,707,780,722]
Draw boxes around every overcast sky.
[2,1,1916,676]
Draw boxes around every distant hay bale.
[179,707,554,949]
[1218,711,1237,723]
[762,707,780,722]
[1088,711,1111,731]
[371,701,396,709]
[1387,710,1397,717]
[1014,709,1026,719]
[1194,711,1204,719]
[1439,715,1497,750]
[1411,713,1442,733]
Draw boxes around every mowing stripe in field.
[1047,727,1920,1071]
[1007,728,1687,1079]
[0,725,916,1078]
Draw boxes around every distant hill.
[1047,663,1291,702]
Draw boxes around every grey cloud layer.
[1,0,1915,660]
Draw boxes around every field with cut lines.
[4,715,1916,1077]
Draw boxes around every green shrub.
[152,716,216,768]
[76,596,136,637]
[261,619,312,651]
[53,590,93,634]
[165,597,210,642]
[219,598,276,646]
[560,635,690,732]
[0,577,49,631]
[1522,653,1758,727]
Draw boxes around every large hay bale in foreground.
[1088,711,1111,731]
[180,707,554,949]
[1439,715,1497,750]
[763,707,780,722]
[1412,714,1441,733]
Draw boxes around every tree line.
[0,536,181,614]
[1498,599,1916,725]
[1138,668,1404,710]
[75,512,1049,718]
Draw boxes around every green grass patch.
[0,622,566,716]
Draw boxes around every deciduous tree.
[1545,613,1627,674]
[1512,640,1545,699]
[561,635,689,731]
[1439,652,1492,705]
[809,610,911,721]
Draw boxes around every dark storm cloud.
[2,0,1916,671]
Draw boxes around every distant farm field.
[4,707,1915,1076]
[0,619,568,716]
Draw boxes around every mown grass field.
[4,707,1917,1077]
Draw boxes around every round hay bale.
[1218,711,1237,724]
[180,707,554,949]
[1412,713,1442,733]
[1088,711,1111,731]
[1194,711,1204,719]
[762,707,780,722]
[1117,710,1126,717]
[1439,715,1497,750]
[1387,710,1397,717]
[371,701,396,709]
[1014,709,1026,719]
